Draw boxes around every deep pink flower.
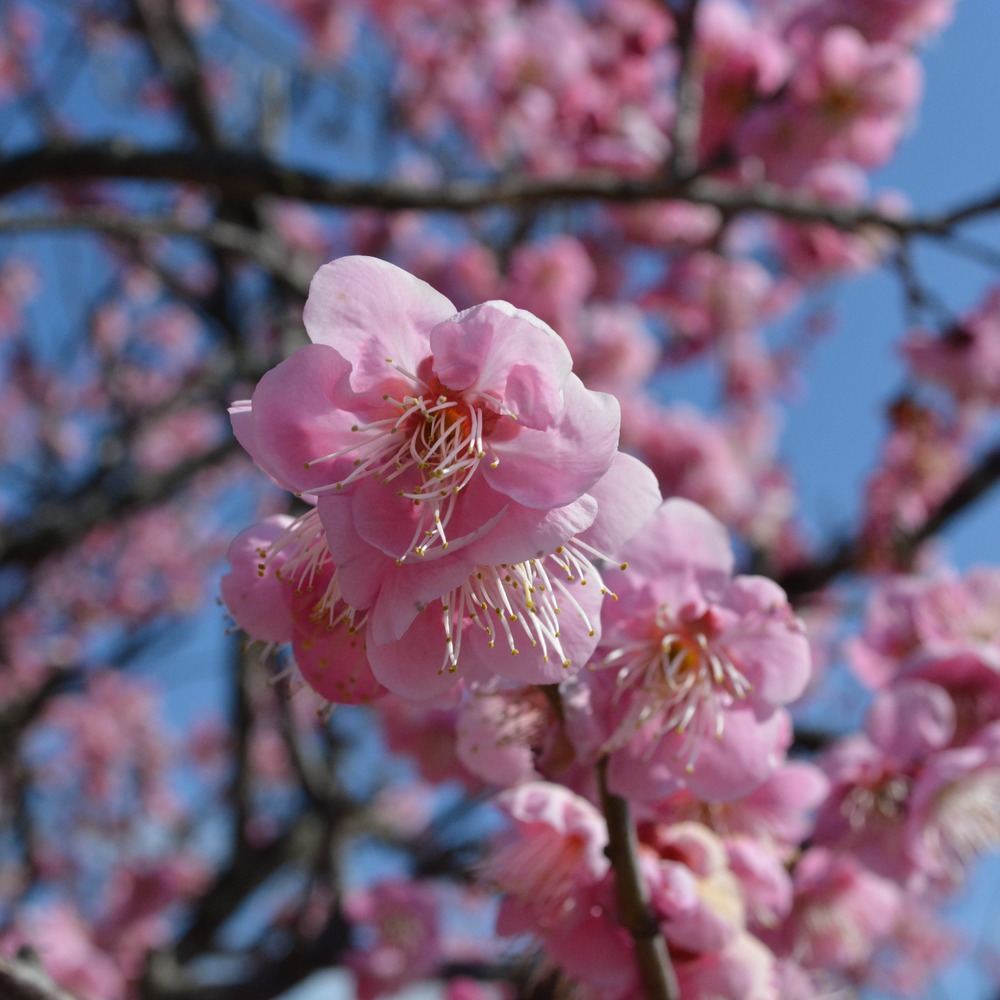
[345,880,442,1000]
[228,256,661,702]
[221,511,384,704]
[320,451,661,701]
[905,721,1000,882]
[902,287,1000,408]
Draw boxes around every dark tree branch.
[0,439,241,571]
[142,907,351,1000]
[667,0,704,181]
[130,0,219,147]
[0,211,313,295]
[597,758,679,1000]
[2,141,1000,239]
[781,438,1000,599]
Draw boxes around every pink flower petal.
[303,256,456,392]
[483,373,620,508]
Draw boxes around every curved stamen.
[432,544,605,676]
[604,605,752,768]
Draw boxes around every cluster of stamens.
[264,507,366,634]
[302,360,514,561]
[606,604,751,770]
[923,767,1000,876]
[432,541,618,677]
[840,774,911,834]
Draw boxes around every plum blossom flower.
[344,880,443,1000]
[594,499,811,800]
[905,721,1000,882]
[221,512,384,705]
[901,287,1000,408]
[226,256,661,702]
[770,848,901,974]
[235,256,621,562]
[486,781,610,936]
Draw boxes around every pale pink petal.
[303,256,455,390]
[365,609,467,702]
[722,577,811,705]
[621,498,734,582]
[456,693,539,786]
[463,494,598,566]
[220,516,295,643]
[430,300,572,428]
[865,679,955,763]
[317,495,393,610]
[483,373,620,508]
[350,471,509,561]
[250,343,358,493]
[370,557,478,645]
[576,451,661,556]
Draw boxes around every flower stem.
[597,757,680,1000]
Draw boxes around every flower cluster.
[224,255,661,703]
[222,256,831,1000]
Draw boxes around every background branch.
[3,141,1000,238]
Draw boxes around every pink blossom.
[771,848,901,973]
[905,721,1000,882]
[902,287,1000,408]
[1,904,125,1000]
[738,26,922,183]
[646,253,786,357]
[319,451,660,701]
[236,256,621,551]
[860,399,969,567]
[675,932,778,1000]
[562,303,660,397]
[645,822,745,954]
[221,515,296,645]
[345,881,443,1000]
[221,511,385,704]
[848,566,1000,689]
[654,761,828,854]
[772,165,890,280]
[487,781,609,937]
[455,686,551,787]
[696,0,790,162]
[594,499,811,801]
[775,0,955,46]
[811,680,955,881]
[620,400,755,526]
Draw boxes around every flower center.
[840,773,911,834]
[605,605,751,768]
[305,364,510,561]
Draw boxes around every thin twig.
[780,436,1000,598]
[0,210,312,295]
